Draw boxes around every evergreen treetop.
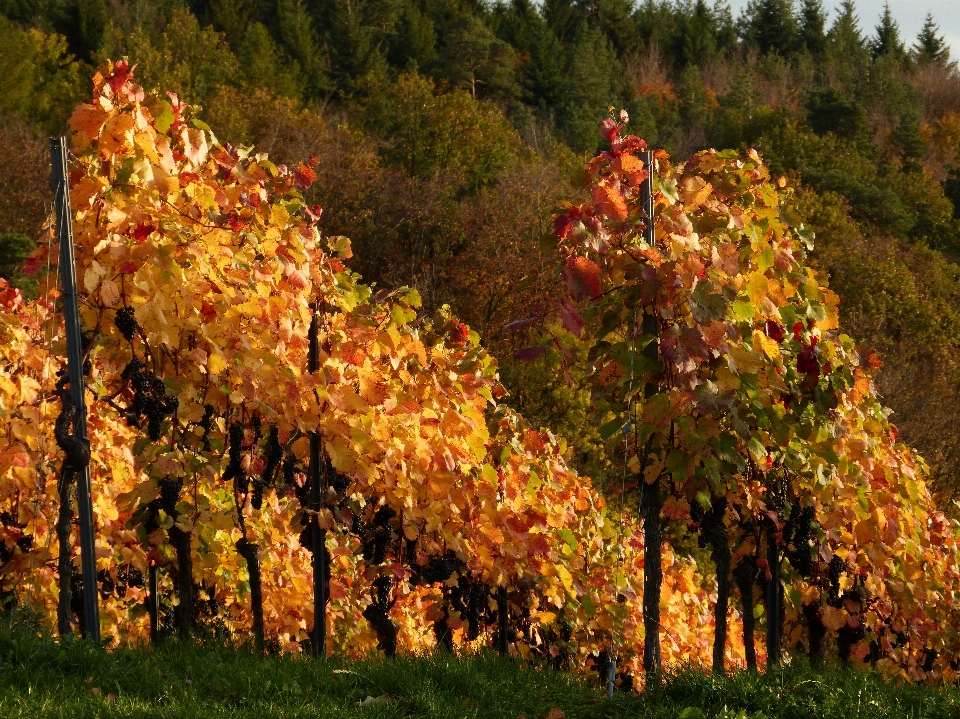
[913,12,953,68]
[870,2,906,62]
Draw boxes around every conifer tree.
[437,16,518,102]
[870,3,906,62]
[388,3,437,71]
[913,13,953,67]
[674,0,719,67]
[741,0,797,57]
[826,0,868,63]
[797,0,826,56]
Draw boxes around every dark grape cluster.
[372,576,393,610]
[158,478,183,515]
[198,404,215,451]
[114,306,139,341]
[784,504,816,578]
[222,421,247,493]
[417,550,459,584]
[827,554,845,607]
[121,357,178,441]
[360,505,396,565]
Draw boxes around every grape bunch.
[418,550,459,584]
[250,478,265,510]
[114,306,139,341]
[222,421,247,492]
[361,505,396,565]
[827,554,845,606]
[785,504,816,578]
[371,576,393,611]
[197,404,215,451]
[158,478,183,515]
[121,358,178,440]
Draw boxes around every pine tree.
[826,0,868,63]
[674,0,719,67]
[387,3,437,71]
[796,0,826,56]
[274,0,330,96]
[870,3,906,62]
[912,13,953,67]
[436,16,518,102]
[741,0,798,57]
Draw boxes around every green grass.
[0,624,958,718]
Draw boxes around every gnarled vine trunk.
[236,537,264,652]
[734,557,757,671]
[641,478,662,679]
[804,602,826,665]
[169,525,194,638]
[704,497,730,674]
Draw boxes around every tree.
[436,16,518,102]
[387,3,437,71]
[238,22,303,100]
[557,26,621,153]
[870,3,906,62]
[826,0,868,64]
[740,0,797,57]
[796,0,826,56]
[0,232,36,296]
[913,13,953,68]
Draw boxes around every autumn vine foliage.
[2,62,960,685]
[550,113,960,680]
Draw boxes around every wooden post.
[50,136,100,643]
[308,305,328,657]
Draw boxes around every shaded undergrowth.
[0,624,957,718]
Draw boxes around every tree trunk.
[641,478,662,679]
[765,527,781,670]
[362,604,398,657]
[236,537,265,652]
[169,525,194,639]
[804,602,826,665]
[706,497,730,675]
[55,466,74,638]
[496,586,509,655]
[734,557,757,671]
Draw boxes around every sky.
[724,1,960,59]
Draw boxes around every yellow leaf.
[207,353,226,376]
[752,329,781,361]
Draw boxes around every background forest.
[3,0,960,512]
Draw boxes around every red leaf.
[559,306,584,337]
[106,59,133,94]
[592,182,628,221]
[600,118,622,141]
[504,316,538,331]
[765,320,785,343]
[563,255,602,301]
[516,346,548,361]
[119,261,138,274]
[449,322,469,347]
[132,222,157,243]
[293,163,317,190]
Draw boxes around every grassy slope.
[0,627,958,718]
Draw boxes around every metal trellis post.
[308,305,328,657]
[50,136,101,643]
